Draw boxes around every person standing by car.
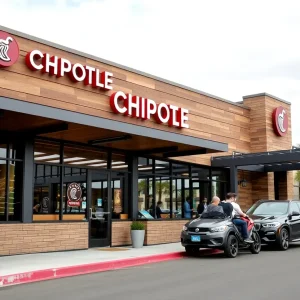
[184,196,193,219]
[197,198,208,215]
[226,192,253,243]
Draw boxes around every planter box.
[131,230,145,248]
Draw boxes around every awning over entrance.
[211,148,300,194]
[0,96,228,158]
[211,148,300,172]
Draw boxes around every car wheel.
[277,228,289,251]
[185,246,200,255]
[250,231,261,254]
[224,235,238,258]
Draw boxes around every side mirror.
[290,211,300,218]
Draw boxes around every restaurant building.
[0,26,294,256]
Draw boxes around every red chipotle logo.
[67,182,82,207]
[272,106,288,137]
[0,31,19,67]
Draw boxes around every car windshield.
[247,202,289,216]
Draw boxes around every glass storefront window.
[34,141,60,163]
[64,145,108,169]
[138,158,153,172]
[155,177,170,218]
[62,167,87,215]
[112,175,125,219]
[0,143,7,160]
[138,176,153,213]
[33,140,131,221]
[0,162,7,221]
[154,160,170,175]
[172,163,190,177]
[211,181,228,201]
[0,142,23,222]
[111,153,128,172]
[211,168,229,181]
[33,164,60,215]
[173,179,182,218]
[192,166,210,181]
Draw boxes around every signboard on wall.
[272,106,288,137]
[0,30,189,129]
[67,182,82,207]
[0,31,19,67]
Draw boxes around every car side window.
[290,202,300,214]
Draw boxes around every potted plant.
[130,221,145,248]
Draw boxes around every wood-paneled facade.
[0,26,294,256]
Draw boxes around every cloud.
[1,0,300,144]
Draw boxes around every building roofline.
[0,25,250,110]
[243,93,291,105]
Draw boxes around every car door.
[289,202,300,240]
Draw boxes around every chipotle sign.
[24,45,189,129]
[272,106,288,137]
[0,30,189,129]
[67,182,82,207]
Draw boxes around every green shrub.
[131,221,145,230]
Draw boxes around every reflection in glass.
[0,162,7,221]
[34,141,60,163]
[154,178,170,218]
[0,144,7,160]
[172,163,189,177]
[138,176,153,213]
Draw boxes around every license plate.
[191,235,201,242]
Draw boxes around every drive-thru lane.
[2,245,300,300]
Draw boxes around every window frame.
[0,143,23,222]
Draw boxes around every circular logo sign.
[67,182,82,207]
[272,106,288,137]
[0,31,19,67]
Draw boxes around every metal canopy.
[211,148,300,193]
[211,148,300,173]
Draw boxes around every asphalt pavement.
[2,245,300,300]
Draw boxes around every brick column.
[242,93,292,203]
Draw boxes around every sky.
[1,0,300,145]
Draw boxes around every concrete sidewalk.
[0,243,190,287]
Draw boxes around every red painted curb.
[0,248,221,287]
[0,251,184,287]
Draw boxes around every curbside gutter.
[0,249,220,288]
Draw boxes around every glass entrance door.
[89,170,111,247]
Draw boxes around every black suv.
[247,200,300,250]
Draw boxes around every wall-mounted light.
[238,179,247,188]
